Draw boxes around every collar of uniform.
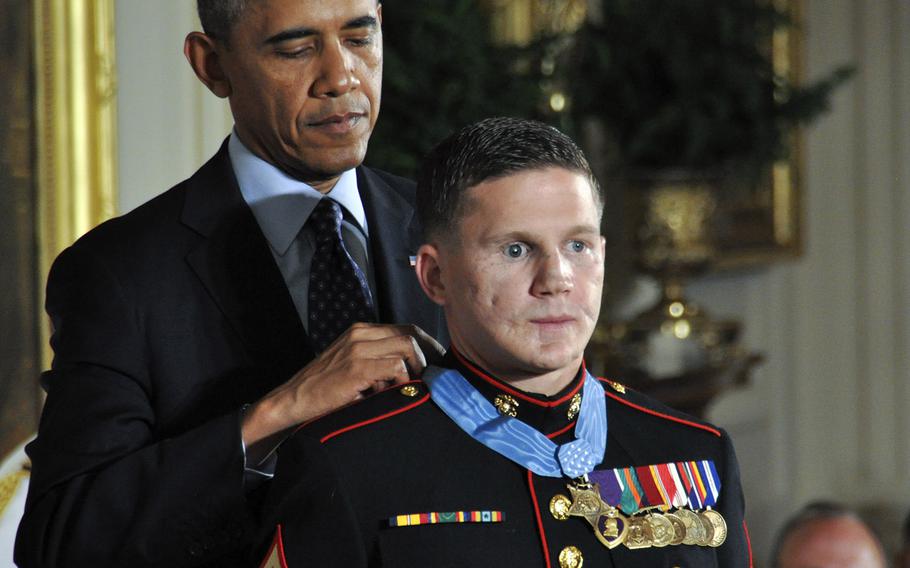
[228,130,368,256]
[443,347,586,436]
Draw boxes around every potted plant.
[568,0,851,182]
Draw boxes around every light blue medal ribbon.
[422,366,607,479]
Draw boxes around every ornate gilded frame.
[33,0,118,367]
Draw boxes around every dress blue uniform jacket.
[15,140,446,568]
[260,352,752,567]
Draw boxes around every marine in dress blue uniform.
[257,117,752,567]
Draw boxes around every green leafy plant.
[565,0,853,180]
[366,0,545,177]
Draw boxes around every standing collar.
[444,346,587,436]
[228,130,368,256]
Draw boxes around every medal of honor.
[567,481,606,525]
[561,478,630,549]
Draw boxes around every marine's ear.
[414,243,447,307]
[184,32,232,99]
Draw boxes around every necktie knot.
[311,198,343,245]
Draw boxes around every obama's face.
[189,0,382,190]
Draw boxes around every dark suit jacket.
[260,356,752,567]
[14,140,446,568]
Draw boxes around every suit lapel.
[182,141,311,395]
[357,167,447,344]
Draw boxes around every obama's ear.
[184,32,232,99]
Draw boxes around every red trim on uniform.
[451,346,584,407]
[294,380,425,432]
[600,382,722,437]
[319,393,431,443]
[258,525,288,568]
[526,470,552,568]
[546,420,577,439]
[744,520,754,568]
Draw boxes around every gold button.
[493,394,519,417]
[549,494,572,521]
[566,393,582,420]
[610,381,626,394]
[558,545,583,568]
[400,385,419,397]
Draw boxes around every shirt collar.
[444,346,587,435]
[228,130,368,256]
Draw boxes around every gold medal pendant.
[646,513,675,548]
[624,516,653,549]
[700,509,728,547]
[663,512,687,546]
[567,482,606,526]
[560,480,629,550]
[675,508,706,546]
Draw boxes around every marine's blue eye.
[504,243,528,258]
[570,240,587,253]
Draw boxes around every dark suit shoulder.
[598,377,723,440]
[62,181,192,269]
[294,381,431,445]
[360,165,415,191]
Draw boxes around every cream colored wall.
[114,1,910,565]
[689,0,910,562]
[115,1,231,213]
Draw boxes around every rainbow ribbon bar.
[588,460,721,514]
[388,510,504,527]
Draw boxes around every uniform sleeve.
[15,245,254,567]
[716,429,753,567]
[258,433,369,568]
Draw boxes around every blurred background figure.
[772,501,887,568]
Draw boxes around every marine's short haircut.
[197,0,249,42]
[416,116,602,242]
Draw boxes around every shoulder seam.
[319,393,431,444]
[604,390,722,437]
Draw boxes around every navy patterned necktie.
[307,198,375,352]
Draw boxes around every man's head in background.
[186,0,383,191]
[414,117,605,395]
[772,501,887,568]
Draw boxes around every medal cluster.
[549,480,727,550]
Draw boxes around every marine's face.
[219,0,382,189]
[426,167,605,387]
